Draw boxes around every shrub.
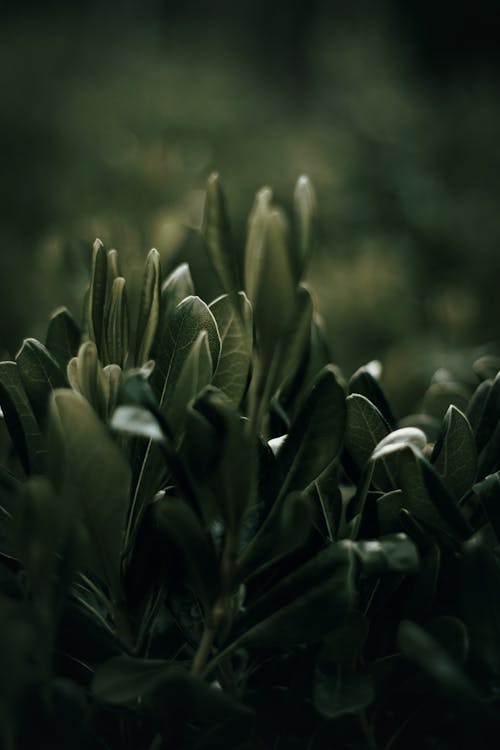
[0,174,499,749]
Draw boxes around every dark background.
[2,0,500,410]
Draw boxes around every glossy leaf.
[431,405,477,500]
[16,338,66,427]
[49,389,131,594]
[87,239,108,355]
[0,361,46,474]
[209,293,252,405]
[345,393,390,474]
[202,173,240,300]
[275,366,346,499]
[45,307,81,371]
[349,362,395,428]
[104,276,129,368]
[151,295,220,410]
[135,248,161,366]
[293,174,316,276]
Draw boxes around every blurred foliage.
[1,0,500,412]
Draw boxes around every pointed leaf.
[209,292,252,405]
[105,277,129,368]
[135,248,161,366]
[151,295,220,410]
[0,362,46,474]
[293,174,316,276]
[276,366,346,499]
[431,405,477,500]
[159,262,194,322]
[16,338,66,426]
[87,239,108,355]
[345,393,391,474]
[45,307,81,371]
[49,389,131,593]
[202,173,240,299]
[314,666,374,719]
[167,331,213,434]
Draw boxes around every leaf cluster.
[0,176,498,749]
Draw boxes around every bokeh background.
[2,0,500,412]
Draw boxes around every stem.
[190,529,239,678]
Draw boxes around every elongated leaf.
[151,295,220,410]
[314,666,374,720]
[92,656,174,704]
[185,387,255,530]
[202,173,240,300]
[431,405,477,500]
[87,239,108,355]
[16,338,66,426]
[237,491,313,581]
[378,445,471,540]
[105,277,129,368]
[245,198,296,359]
[159,262,194,322]
[152,495,218,609]
[49,389,131,594]
[398,620,477,699]
[269,284,313,398]
[209,293,252,405]
[275,366,346,499]
[45,307,81,371]
[111,405,164,442]
[349,363,395,427]
[0,362,46,474]
[167,331,213,434]
[473,472,500,540]
[135,248,161,366]
[293,174,316,277]
[345,394,390,474]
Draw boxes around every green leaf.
[209,293,252,405]
[87,239,108,356]
[269,284,313,398]
[202,173,240,300]
[275,365,346,499]
[185,387,255,530]
[314,666,374,719]
[428,616,469,664]
[92,655,177,704]
[473,471,500,540]
[431,405,477,500]
[16,338,66,427]
[345,394,391,474]
[349,362,395,428]
[167,331,213,434]
[318,610,369,665]
[152,494,218,609]
[104,277,129,368]
[237,491,313,581]
[377,489,404,534]
[422,381,470,421]
[376,444,471,540]
[14,476,68,600]
[159,262,195,322]
[293,174,316,277]
[245,194,296,359]
[398,620,477,699]
[151,295,220,410]
[67,341,108,419]
[111,405,164,442]
[135,248,161,366]
[460,540,500,675]
[0,362,46,474]
[49,389,131,594]
[45,307,81,371]
[233,537,411,650]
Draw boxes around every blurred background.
[2,0,500,412]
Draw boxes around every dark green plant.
[0,175,499,749]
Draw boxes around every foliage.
[0,175,499,749]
